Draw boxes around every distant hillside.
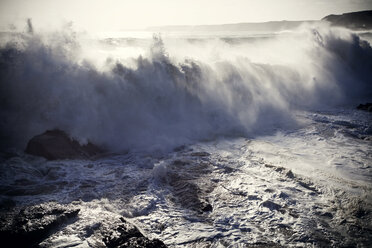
[322,10,372,30]
[147,20,316,32]
[146,10,372,33]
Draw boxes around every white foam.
[1,24,371,152]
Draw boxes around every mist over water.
[0,24,371,152]
[1,20,372,247]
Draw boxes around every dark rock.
[354,208,369,218]
[320,212,333,219]
[0,202,80,247]
[279,192,289,199]
[322,10,372,30]
[285,170,294,179]
[25,129,103,160]
[103,217,167,248]
[339,219,347,225]
[288,209,299,218]
[247,195,261,201]
[190,151,210,157]
[298,181,318,193]
[201,203,213,212]
[223,166,234,173]
[261,200,282,211]
[357,103,372,112]
[167,173,207,213]
[264,164,275,168]
[264,188,275,193]
[274,166,285,172]
[84,222,102,237]
[231,190,247,197]
[240,227,251,232]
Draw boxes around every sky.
[0,0,371,32]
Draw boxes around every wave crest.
[0,25,371,151]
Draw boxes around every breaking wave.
[0,24,371,152]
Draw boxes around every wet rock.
[0,202,80,247]
[39,235,89,248]
[298,180,319,193]
[223,166,234,173]
[190,151,210,157]
[353,207,369,218]
[103,217,167,248]
[279,192,289,199]
[152,222,166,233]
[201,203,213,212]
[339,219,347,225]
[274,166,285,172]
[288,209,299,218]
[168,177,204,212]
[285,170,294,179]
[240,227,251,233]
[248,241,284,247]
[261,200,282,211]
[264,164,275,168]
[357,103,372,112]
[320,212,333,219]
[276,224,294,238]
[264,164,295,179]
[25,129,103,160]
[84,222,102,237]
[166,166,214,214]
[247,195,261,201]
[230,190,247,197]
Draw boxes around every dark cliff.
[322,10,372,30]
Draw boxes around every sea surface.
[0,24,371,247]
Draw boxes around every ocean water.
[0,23,371,247]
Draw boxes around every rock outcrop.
[357,103,372,112]
[0,202,80,247]
[0,202,167,248]
[103,217,167,248]
[322,10,372,30]
[25,129,103,160]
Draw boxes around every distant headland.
[322,10,372,30]
[147,10,372,32]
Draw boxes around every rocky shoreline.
[25,130,104,160]
[0,202,166,248]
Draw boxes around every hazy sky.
[0,0,371,31]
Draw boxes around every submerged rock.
[0,202,80,247]
[357,103,372,112]
[25,129,103,160]
[201,203,213,212]
[103,217,167,248]
[261,200,282,211]
[190,151,210,157]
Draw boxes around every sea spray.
[0,24,371,152]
